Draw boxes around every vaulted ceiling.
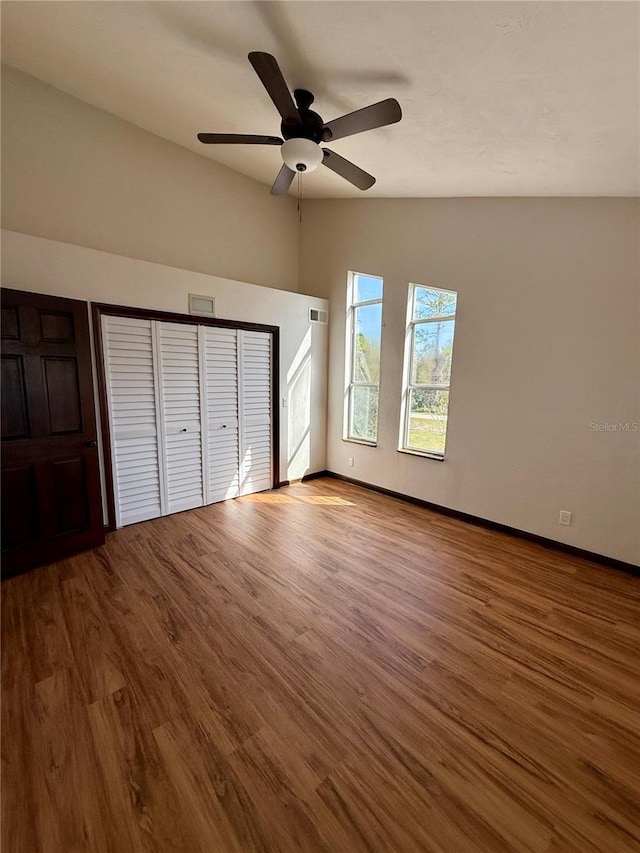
[2,1,638,198]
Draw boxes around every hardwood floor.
[2,476,639,852]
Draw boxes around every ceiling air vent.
[309,307,328,324]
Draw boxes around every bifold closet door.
[201,326,240,503]
[156,322,204,514]
[103,316,274,528]
[239,330,273,496]
[103,316,163,527]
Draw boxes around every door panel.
[202,326,240,503]
[1,306,20,339]
[1,464,39,549]
[39,309,75,343]
[43,357,83,434]
[158,322,203,514]
[1,288,104,574]
[239,330,272,496]
[52,457,90,534]
[103,315,162,527]
[1,355,29,439]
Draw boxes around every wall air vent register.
[189,294,216,317]
[309,308,328,324]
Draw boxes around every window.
[344,272,383,443]
[401,283,457,458]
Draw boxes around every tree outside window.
[345,273,383,443]
[402,284,457,457]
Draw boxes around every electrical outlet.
[282,397,288,407]
[348,457,354,467]
[558,510,572,526]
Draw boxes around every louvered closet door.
[239,330,273,496]
[201,327,240,503]
[103,316,163,527]
[157,322,204,514]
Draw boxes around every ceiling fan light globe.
[281,138,323,173]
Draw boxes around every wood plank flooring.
[2,476,639,852]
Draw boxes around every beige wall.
[3,65,638,564]
[1,230,328,501]
[1,65,299,292]
[300,198,640,565]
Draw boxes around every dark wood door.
[1,288,105,575]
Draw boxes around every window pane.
[350,386,379,442]
[412,320,455,385]
[406,389,449,455]
[353,303,382,382]
[413,286,457,320]
[354,274,383,303]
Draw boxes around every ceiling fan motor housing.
[280,88,327,172]
[282,90,330,143]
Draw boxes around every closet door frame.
[92,303,280,532]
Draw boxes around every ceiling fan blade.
[248,52,301,127]
[323,98,402,142]
[271,164,296,196]
[197,133,283,145]
[322,149,376,191]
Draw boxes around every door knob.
[85,439,97,448]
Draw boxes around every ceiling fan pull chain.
[298,172,303,223]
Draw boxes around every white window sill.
[397,448,445,462]
[343,437,377,448]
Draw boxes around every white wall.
[1,231,328,513]
[1,65,300,293]
[300,198,640,565]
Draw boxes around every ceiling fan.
[198,52,402,195]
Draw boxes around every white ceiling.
[2,1,638,198]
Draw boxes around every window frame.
[399,282,458,460]
[344,271,384,446]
